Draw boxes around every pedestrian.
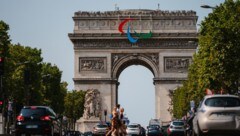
[106,110,119,136]
[119,120,127,136]
[116,104,121,117]
[120,108,124,119]
[118,107,127,136]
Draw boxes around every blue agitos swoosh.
[127,25,138,43]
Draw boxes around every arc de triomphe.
[69,9,198,131]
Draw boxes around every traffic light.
[0,57,4,76]
[104,109,107,116]
[0,100,3,113]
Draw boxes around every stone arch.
[70,9,198,132]
[112,54,159,79]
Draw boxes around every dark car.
[160,124,169,136]
[140,126,146,136]
[146,124,163,136]
[83,131,93,136]
[15,106,62,136]
[64,130,83,136]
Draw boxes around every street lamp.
[16,61,30,65]
[200,4,216,9]
[104,109,107,123]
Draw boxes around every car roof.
[171,120,185,123]
[23,106,51,109]
[128,123,140,125]
[149,124,160,126]
[204,94,239,99]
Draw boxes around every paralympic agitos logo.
[118,18,152,43]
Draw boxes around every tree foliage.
[4,44,43,105]
[64,90,86,120]
[172,0,240,118]
[41,63,67,114]
[1,20,68,115]
[0,20,10,58]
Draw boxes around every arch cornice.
[112,53,159,79]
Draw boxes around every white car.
[126,123,141,135]
[92,123,108,136]
[192,94,240,136]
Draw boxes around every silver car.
[126,123,141,135]
[167,120,187,136]
[92,123,108,136]
[192,94,240,136]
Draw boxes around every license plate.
[26,125,38,128]
[209,113,234,120]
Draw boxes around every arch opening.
[118,65,155,127]
[112,54,159,79]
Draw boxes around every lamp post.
[200,4,216,9]
[104,109,107,123]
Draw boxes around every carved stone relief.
[74,39,198,49]
[112,53,159,66]
[76,19,196,30]
[164,57,192,73]
[83,89,101,119]
[79,57,107,72]
[110,21,117,27]
[90,21,97,27]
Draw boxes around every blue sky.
[0,0,225,127]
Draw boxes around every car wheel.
[15,132,21,136]
[47,126,54,136]
[192,130,196,136]
[54,132,60,136]
[195,123,205,136]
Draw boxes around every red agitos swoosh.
[118,18,132,34]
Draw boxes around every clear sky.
[0,0,225,128]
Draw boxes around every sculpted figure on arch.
[83,89,101,119]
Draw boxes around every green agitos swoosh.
[134,31,152,39]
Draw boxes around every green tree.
[41,63,67,114]
[64,90,86,128]
[198,0,240,93]
[1,21,68,115]
[0,20,11,116]
[0,20,10,58]
[172,0,240,118]
[4,44,43,106]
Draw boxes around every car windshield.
[149,125,159,129]
[20,108,46,116]
[97,124,108,128]
[128,125,139,128]
[205,97,240,107]
[172,121,184,126]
